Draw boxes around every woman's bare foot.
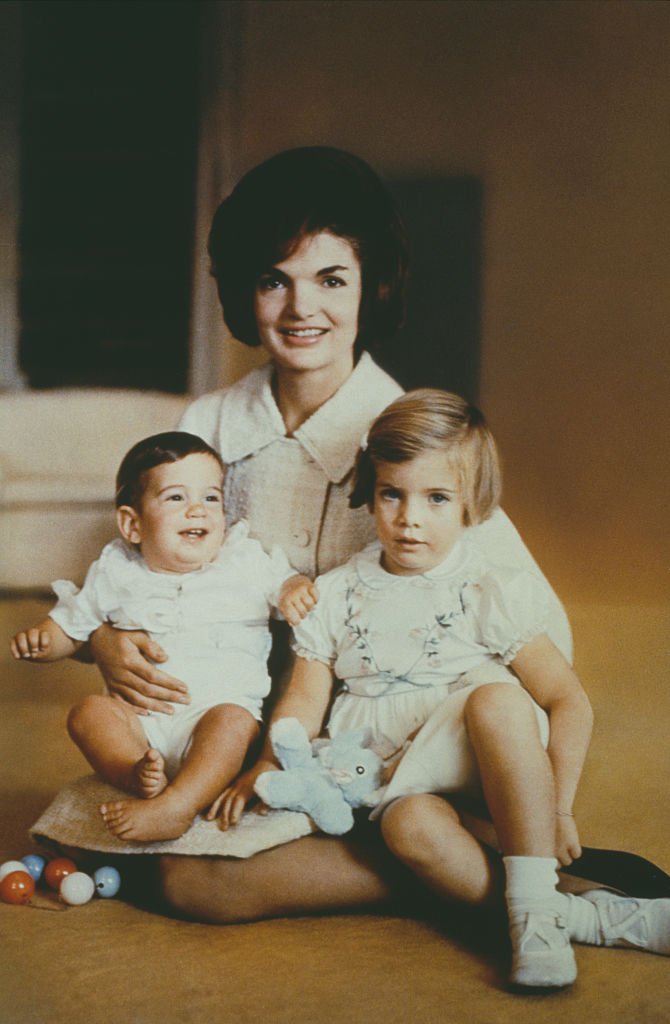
[99,790,195,843]
[132,748,168,798]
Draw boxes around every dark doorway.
[379,177,482,403]
[18,0,199,392]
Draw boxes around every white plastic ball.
[60,871,96,906]
[0,860,30,883]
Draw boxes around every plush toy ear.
[368,731,403,761]
[351,727,374,748]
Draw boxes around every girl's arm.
[510,633,594,864]
[211,656,335,829]
[88,623,190,714]
[11,617,81,662]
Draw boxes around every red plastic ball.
[44,857,78,890]
[0,870,35,905]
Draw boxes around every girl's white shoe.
[579,890,670,955]
[508,901,578,989]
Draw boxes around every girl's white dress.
[49,522,296,774]
[292,535,552,808]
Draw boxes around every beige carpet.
[1,595,668,1024]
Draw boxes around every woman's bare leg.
[159,826,413,923]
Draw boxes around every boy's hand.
[278,575,319,626]
[10,617,77,661]
[555,813,582,866]
[11,627,52,660]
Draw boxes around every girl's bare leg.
[381,794,504,906]
[464,683,576,987]
[463,683,555,857]
[67,693,160,795]
[159,826,414,923]
[100,704,259,843]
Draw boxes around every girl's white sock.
[503,855,561,903]
[563,892,601,944]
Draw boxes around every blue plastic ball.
[93,865,121,898]
[21,854,46,882]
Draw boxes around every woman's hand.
[89,623,190,715]
[555,813,582,867]
[278,576,319,626]
[207,760,278,830]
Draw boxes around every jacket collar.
[219,353,401,484]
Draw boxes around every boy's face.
[118,453,225,574]
[373,450,466,576]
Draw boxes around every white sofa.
[0,388,189,590]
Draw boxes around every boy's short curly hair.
[208,146,408,352]
[115,431,224,509]
[350,389,501,527]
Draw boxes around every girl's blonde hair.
[350,389,501,526]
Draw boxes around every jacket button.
[293,528,311,547]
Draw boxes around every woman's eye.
[378,488,400,501]
[166,494,183,502]
[429,493,450,505]
[323,276,345,288]
[258,275,284,291]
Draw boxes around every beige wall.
[219,0,669,604]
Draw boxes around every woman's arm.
[510,633,594,864]
[88,623,190,714]
[212,656,335,828]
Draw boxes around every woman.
[89,147,666,922]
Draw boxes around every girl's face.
[373,450,466,576]
[254,231,362,381]
[118,453,225,574]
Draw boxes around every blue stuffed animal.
[254,717,384,835]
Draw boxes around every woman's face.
[254,231,363,380]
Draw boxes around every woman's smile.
[278,326,330,345]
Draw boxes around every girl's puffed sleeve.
[472,568,549,665]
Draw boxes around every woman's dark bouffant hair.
[208,146,408,352]
[350,389,502,527]
[115,432,224,509]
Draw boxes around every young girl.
[11,431,316,844]
[217,389,670,989]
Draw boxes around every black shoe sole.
[563,847,670,898]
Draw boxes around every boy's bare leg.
[67,693,166,797]
[99,704,259,843]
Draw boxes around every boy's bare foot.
[99,791,195,843]
[132,748,168,799]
